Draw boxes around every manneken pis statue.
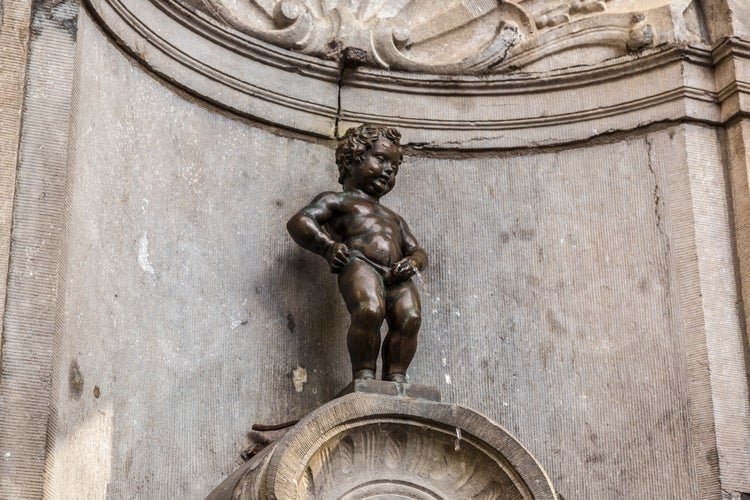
[287,124,428,383]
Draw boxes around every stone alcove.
[2,0,750,498]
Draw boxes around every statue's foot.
[385,373,407,383]
[353,369,376,380]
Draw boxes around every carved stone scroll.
[178,0,528,73]
[168,0,705,74]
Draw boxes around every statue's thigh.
[338,260,386,313]
[386,281,421,325]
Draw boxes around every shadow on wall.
[252,240,351,422]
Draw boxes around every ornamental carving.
[175,0,670,73]
[178,0,523,73]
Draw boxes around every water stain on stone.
[525,274,541,288]
[287,313,296,333]
[499,228,536,243]
[704,447,719,468]
[32,0,79,41]
[59,15,77,38]
[69,360,83,400]
[513,228,535,241]
[539,340,554,370]
[545,310,568,335]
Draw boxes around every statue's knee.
[353,301,385,326]
[400,310,421,334]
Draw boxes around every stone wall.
[2,1,750,498]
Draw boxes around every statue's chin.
[365,184,390,198]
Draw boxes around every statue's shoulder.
[310,190,343,205]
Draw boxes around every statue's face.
[349,138,401,198]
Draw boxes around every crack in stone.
[645,135,666,241]
[334,46,368,138]
[645,134,673,330]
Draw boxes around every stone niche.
[2,0,750,499]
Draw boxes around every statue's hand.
[391,258,417,280]
[325,242,350,273]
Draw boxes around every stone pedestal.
[208,389,557,499]
[336,379,441,401]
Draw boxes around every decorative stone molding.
[84,0,720,148]
[169,0,700,74]
[102,0,708,75]
[178,0,526,73]
[712,37,750,122]
[207,391,557,499]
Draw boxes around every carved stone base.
[208,392,557,499]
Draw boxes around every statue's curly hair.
[335,124,402,185]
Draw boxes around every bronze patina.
[288,124,428,383]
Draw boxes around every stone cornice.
[711,36,750,65]
[711,37,750,122]
[85,0,721,148]
[334,46,720,148]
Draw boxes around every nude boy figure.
[287,124,428,383]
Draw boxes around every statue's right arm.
[287,192,339,257]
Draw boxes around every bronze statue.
[287,124,428,383]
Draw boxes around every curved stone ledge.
[85,0,720,148]
[338,47,719,148]
[208,392,557,499]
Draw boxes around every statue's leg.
[338,259,386,380]
[382,280,421,382]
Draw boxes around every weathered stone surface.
[45,14,344,498]
[0,0,32,354]
[720,119,750,494]
[702,0,750,46]
[661,124,749,497]
[0,1,79,498]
